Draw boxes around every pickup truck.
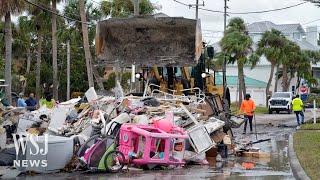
[268,92,294,114]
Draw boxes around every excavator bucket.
[95,16,202,67]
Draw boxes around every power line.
[173,0,308,15]
[24,0,93,25]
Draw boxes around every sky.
[149,0,320,43]
[16,0,320,43]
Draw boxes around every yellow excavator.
[95,16,233,133]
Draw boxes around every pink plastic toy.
[118,123,188,166]
[153,112,174,133]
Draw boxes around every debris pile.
[0,87,247,174]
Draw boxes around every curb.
[288,134,310,180]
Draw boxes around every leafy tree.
[100,0,154,17]
[0,0,25,104]
[220,17,253,104]
[256,29,286,105]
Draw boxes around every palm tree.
[0,0,25,104]
[79,0,94,88]
[220,17,253,104]
[256,29,286,105]
[281,40,300,91]
[100,0,154,17]
[15,16,36,93]
[27,1,52,100]
[17,16,34,75]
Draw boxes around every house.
[215,74,267,106]
[213,21,320,104]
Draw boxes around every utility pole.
[223,0,228,99]
[132,0,140,92]
[67,40,70,100]
[196,0,199,19]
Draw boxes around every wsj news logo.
[13,134,48,168]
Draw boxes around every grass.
[294,127,320,180]
[301,122,320,130]
[230,102,268,114]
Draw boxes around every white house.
[213,21,320,105]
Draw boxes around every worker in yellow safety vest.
[292,95,304,128]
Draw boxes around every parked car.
[268,92,294,114]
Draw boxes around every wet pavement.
[11,120,298,180]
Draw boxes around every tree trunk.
[282,65,289,91]
[67,40,70,100]
[26,47,31,74]
[266,63,275,107]
[238,61,245,105]
[22,47,32,94]
[79,0,94,88]
[4,12,12,105]
[289,73,294,92]
[52,0,59,100]
[36,36,43,100]
[274,64,279,92]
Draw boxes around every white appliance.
[16,135,74,173]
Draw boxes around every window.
[293,32,301,40]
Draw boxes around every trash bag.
[141,97,160,107]
[0,148,16,166]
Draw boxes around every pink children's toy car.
[118,123,188,166]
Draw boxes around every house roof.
[289,38,319,51]
[215,74,267,88]
[247,21,305,34]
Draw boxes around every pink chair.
[118,124,188,166]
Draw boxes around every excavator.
[95,16,234,135]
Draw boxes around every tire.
[268,108,273,114]
[287,108,292,114]
[104,150,125,173]
[276,110,279,114]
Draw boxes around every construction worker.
[240,94,256,134]
[292,94,304,128]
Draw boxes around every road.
[4,110,319,179]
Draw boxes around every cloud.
[152,0,320,42]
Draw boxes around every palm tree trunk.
[22,47,32,94]
[52,0,59,100]
[266,63,275,106]
[4,12,12,105]
[289,73,294,92]
[26,47,31,74]
[282,65,289,91]
[238,61,245,105]
[274,64,279,92]
[79,0,94,88]
[36,36,43,100]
